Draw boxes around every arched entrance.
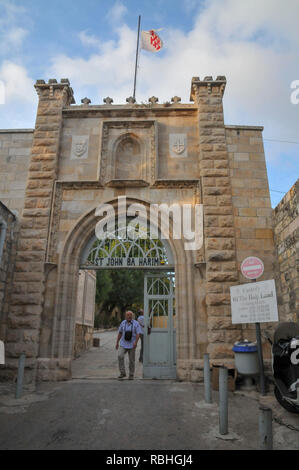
[80,218,176,379]
[48,197,196,381]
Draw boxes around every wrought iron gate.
[143,273,176,379]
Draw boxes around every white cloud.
[79,31,102,49]
[0,61,35,104]
[0,1,35,127]
[0,61,36,128]
[183,0,200,13]
[106,1,128,25]
[50,25,136,99]
[0,0,30,54]
[5,27,28,48]
[47,0,299,152]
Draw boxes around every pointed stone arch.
[38,197,198,381]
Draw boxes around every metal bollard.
[204,354,212,404]
[15,354,25,399]
[259,407,273,450]
[219,366,228,435]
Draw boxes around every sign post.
[232,258,278,396]
[254,294,267,396]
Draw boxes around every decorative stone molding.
[71,135,89,160]
[106,179,150,188]
[194,262,207,279]
[46,179,203,264]
[148,96,159,104]
[103,97,114,105]
[99,120,157,186]
[47,183,63,263]
[169,134,188,158]
[152,180,199,189]
[81,97,91,106]
[44,262,58,281]
[171,96,181,104]
[62,105,197,120]
[126,96,136,104]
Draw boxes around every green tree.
[95,270,113,305]
[95,269,144,327]
[108,270,144,318]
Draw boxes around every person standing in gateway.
[116,311,141,380]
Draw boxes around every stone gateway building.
[0,75,290,384]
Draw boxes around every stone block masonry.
[226,125,276,345]
[3,80,75,382]
[191,77,241,361]
[273,179,299,323]
[0,202,17,349]
[0,75,278,383]
[0,130,33,215]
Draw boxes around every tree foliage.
[95,269,144,325]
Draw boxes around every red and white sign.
[241,257,264,280]
[141,30,163,53]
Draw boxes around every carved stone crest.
[169,134,187,158]
[71,136,89,160]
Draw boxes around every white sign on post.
[230,280,279,324]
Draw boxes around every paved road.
[0,330,298,450]
[72,330,143,379]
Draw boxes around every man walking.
[116,311,141,380]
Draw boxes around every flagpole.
[133,15,141,102]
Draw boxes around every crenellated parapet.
[190,76,227,101]
[34,78,75,105]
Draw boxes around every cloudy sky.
[0,0,298,207]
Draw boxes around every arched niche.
[114,134,142,180]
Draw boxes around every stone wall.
[0,202,17,347]
[74,270,96,358]
[3,80,75,383]
[273,179,299,323]
[190,77,240,362]
[58,110,200,182]
[73,325,94,359]
[0,130,33,215]
[0,75,278,383]
[227,125,276,350]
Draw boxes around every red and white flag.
[141,30,163,53]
